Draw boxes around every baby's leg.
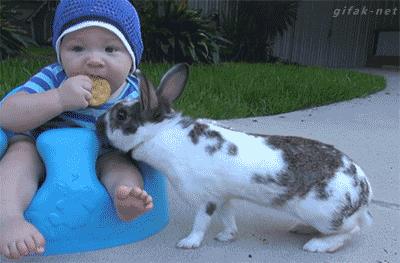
[97,151,153,221]
[0,136,45,259]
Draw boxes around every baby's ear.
[157,63,189,105]
[135,70,158,111]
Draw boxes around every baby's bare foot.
[114,186,153,221]
[0,216,45,260]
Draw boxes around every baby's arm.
[0,75,93,132]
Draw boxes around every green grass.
[141,63,385,119]
[0,48,386,119]
[0,47,56,98]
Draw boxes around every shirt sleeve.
[123,75,140,100]
[0,63,65,139]
[1,63,64,102]
[18,64,62,94]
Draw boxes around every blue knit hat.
[52,0,143,71]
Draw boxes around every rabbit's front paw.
[176,234,203,249]
[303,238,342,253]
[215,230,237,242]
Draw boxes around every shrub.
[0,5,37,60]
[135,0,230,64]
[221,1,298,62]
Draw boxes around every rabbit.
[96,63,372,253]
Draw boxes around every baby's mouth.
[88,74,105,79]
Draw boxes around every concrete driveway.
[3,68,399,263]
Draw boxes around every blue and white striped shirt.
[1,63,139,138]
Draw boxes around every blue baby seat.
[0,128,169,255]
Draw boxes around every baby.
[0,0,152,259]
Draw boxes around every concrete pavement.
[2,68,399,263]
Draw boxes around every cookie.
[89,76,111,106]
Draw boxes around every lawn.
[0,48,386,119]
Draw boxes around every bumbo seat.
[0,128,169,255]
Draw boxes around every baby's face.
[59,26,132,95]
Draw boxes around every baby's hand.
[56,75,93,111]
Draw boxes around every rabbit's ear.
[157,63,189,104]
[136,70,158,111]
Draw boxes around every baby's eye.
[105,46,117,53]
[72,46,84,52]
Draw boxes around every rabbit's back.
[180,122,372,231]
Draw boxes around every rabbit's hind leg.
[303,225,360,253]
[215,200,238,242]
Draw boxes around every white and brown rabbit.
[96,64,372,253]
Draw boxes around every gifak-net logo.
[332,5,399,18]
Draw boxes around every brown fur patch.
[179,117,196,128]
[228,143,238,156]
[206,202,217,216]
[266,136,343,205]
[331,178,370,230]
[189,123,209,144]
[344,163,359,187]
[188,123,226,155]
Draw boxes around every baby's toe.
[1,244,11,259]
[8,242,21,259]
[32,234,45,253]
[117,186,131,200]
[25,237,37,252]
[16,241,29,256]
[140,190,149,200]
[145,195,153,204]
[129,186,142,197]
[145,202,153,210]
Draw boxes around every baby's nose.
[87,52,105,67]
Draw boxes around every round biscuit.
[89,76,111,106]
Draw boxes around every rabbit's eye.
[116,109,128,121]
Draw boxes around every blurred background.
[0,0,395,119]
[1,0,399,68]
